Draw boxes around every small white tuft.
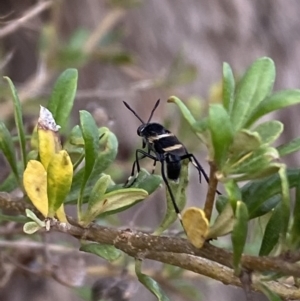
[38,106,61,131]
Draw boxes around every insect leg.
[160,159,186,231]
[182,153,221,195]
[124,149,158,187]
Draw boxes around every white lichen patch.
[38,106,61,131]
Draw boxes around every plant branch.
[1,193,300,299]
[204,161,219,221]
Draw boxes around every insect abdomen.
[166,154,181,181]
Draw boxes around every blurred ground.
[1,0,300,300]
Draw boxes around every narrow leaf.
[82,188,148,225]
[78,110,99,214]
[242,168,299,218]
[230,57,275,131]
[4,77,27,169]
[231,201,248,275]
[0,122,20,185]
[225,179,241,212]
[208,202,234,239]
[69,128,117,205]
[168,96,207,143]
[87,175,111,211]
[23,160,48,217]
[245,90,300,127]
[208,104,233,167]
[48,69,78,129]
[80,243,121,262]
[222,62,235,113]
[229,129,261,155]
[277,137,300,157]
[253,120,283,145]
[135,259,170,301]
[259,204,282,256]
[25,209,45,227]
[258,282,282,301]
[225,146,279,178]
[278,166,290,244]
[168,96,196,125]
[290,177,300,248]
[47,150,73,217]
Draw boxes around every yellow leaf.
[56,204,68,223]
[182,207,209,248]
[38,106,61,169]
[23,160,48,217]
[47,150,73,217]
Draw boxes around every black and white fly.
[123,99,210,226]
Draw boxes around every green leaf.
[80,243,121,262]
[230,57,275,131]
[23,221,41,234]
[290,177,300,248]
[0,170,18,192]
[208,104,233,167]
[135,259,170,301]
[48,69,78,129]
[258,282,282,301]
[0,212,28,223]
[207,202,234,239]
[168,96,207,143]
[124,168,162,194]
[277,137,300,157]
[78,110,100,214]
[250,194,281,219]
[154,159,189,235]
[224,146,279,180]
[81,188,148,225]
[215,195,228,213]
[87,175,111,211]
[253,120,283,145]
[242,168,299,218]
[222,62,235,114]
[67,128,118,204]
[0,122,20,185]
[245,90,300,127]
[231,201,248,275]
[259,204,281,256]
[224,179,241,212]
[69,125,84,146]
[168,96,196,125]
[3,77,27,170]
[278,166,290,244]
[25,209,45,227]
[229,129,261,155]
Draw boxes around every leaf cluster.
[2,57,300,300]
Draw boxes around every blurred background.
[1,0,300,300]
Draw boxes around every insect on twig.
[123,99,213,229]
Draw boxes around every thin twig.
[204,161,219,221]
[84,8,125,54]
[0,1,53,38]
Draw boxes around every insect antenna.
[147,99,160,123]
[123,101,145,124]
